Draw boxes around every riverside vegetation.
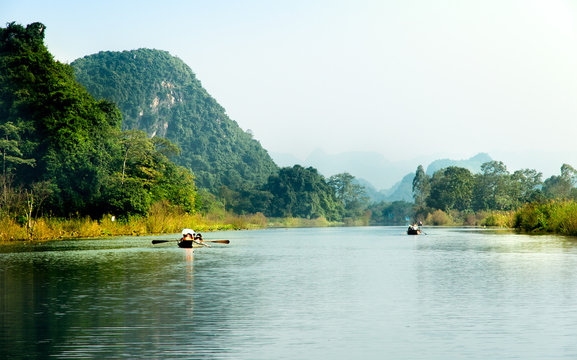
[1,22,576,242]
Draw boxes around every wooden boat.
[177,240,202,248]
[407,227,421,235]
[152,238,228,247]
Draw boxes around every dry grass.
[0,202,270,242]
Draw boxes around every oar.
[151,239,230,245]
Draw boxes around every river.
[1,227,577,359]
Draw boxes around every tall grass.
[267,216,342,228]
[0,202,269,242]
[514,200,577,236]
[480,211,516,228]
[420,209,515,227]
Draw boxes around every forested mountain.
[71,49,278,191]
[0,23,196,218]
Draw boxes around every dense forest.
[0,22,196,221]
[71,49,278,192]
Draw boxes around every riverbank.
[4,199,576,242]
[514,200,577,236]
[0,209,268,242]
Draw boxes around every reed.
[0,202,270,242]
[425,209,453,226]
[514,200,577,236]
[267,216,342,228]
[480,211,516,228]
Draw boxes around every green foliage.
[263,165,342,220]
[542,164,577,200]
[412,165,430,208]
[427,166,474,211]
[368,200,414,225]
[328,172,369,219]
[71,49,278,191]
[481,211,515,228]
[0,22,197,219]
[473,161,513,211]
[514,200,577,235]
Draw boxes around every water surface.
[2,227,577,359]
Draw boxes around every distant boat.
[407,226,421,235]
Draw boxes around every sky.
[2,0,577,178]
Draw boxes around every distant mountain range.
[271,150,493,202]
[272,149,437,189]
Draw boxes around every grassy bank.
[0,205,268,242]
[418,209,515,228]
[514,200,577,236]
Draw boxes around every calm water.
[2,227,577,359]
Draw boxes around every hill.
[426,153,492,175]
[71,49,278,190]
[0,23,196,217]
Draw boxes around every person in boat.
[181,229,195,241]
[195,233,203,241]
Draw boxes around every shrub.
[426,209,452,226]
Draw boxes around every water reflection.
[2,229,577,359]
[413,228,577,359]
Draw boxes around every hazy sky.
[2,0,577,177]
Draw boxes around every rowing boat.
[152,239,229,247]
[407,227,421,235]
[177,240,203,248]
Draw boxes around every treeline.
[411,160,577,228]
[413,161,576,212]
[218,166,370,224]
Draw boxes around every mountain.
[0,23,197,217]
[71,49,278,190]
[426,153,492,176]
[381,173,415,202]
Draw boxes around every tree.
[263,165,341,220]
[412,165,430,208]
[328,172,368,218]
[542,164,577,200]
[0,122,35,209]
[473,161,513,211]
[510,169,543,205]
[427,167,474,211]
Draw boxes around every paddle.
[151,239,230,245]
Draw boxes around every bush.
[482,211,515,228]
[426,209,452,226]
[514,200,577,235]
